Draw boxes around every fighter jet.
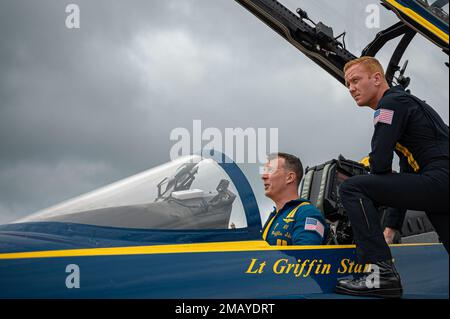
[0,152,447,298]
[0,1,448,298]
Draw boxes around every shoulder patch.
[304,217,324,238]
[374,109,394,126]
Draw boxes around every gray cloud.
[0,0,448,224]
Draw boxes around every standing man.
[261,153,328,246]
[336,57,449,298]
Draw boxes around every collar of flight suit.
[376,85,406,110]
[270,197,311,214]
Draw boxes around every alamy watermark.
[62,3,381,31]
[365,264,380,289]
[366,4,381,29]
[170,120,279,167]
[65,264,80,289]
[65,4,80,29]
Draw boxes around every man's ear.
[286,172,296,185]
[373,72,383,86]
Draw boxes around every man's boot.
[335,260,403,298]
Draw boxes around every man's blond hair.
[344,56,386,78]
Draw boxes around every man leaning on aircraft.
[335,57,449,298]
[261,153,328,246]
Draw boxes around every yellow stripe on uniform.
[262,202,310,241]
[396,143,420,172]
[276,239,288,246]
[360,156,370,168]
[287,202,309,219]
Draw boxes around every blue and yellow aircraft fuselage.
[0,155,448,299]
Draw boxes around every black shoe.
[335,260,403,299]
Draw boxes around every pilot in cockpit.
[261,153,328,246]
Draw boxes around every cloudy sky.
[0,0,448,224]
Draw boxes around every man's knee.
[339,176,364,199]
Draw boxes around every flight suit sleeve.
[292,207,328,245]
[398,155,415,174]
[369,95,411,175]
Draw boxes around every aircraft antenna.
[335,31,347,50]
[296,8,316,26]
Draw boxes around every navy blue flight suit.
[340,86,449,263]
[262,198,328,246]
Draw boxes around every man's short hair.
[267,152,304,188]
[344,56,386,78]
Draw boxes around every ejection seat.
[299,156,441,245]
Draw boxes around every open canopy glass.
[16,155,249,230]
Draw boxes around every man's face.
[261,157,290,200]
[345,63,380,107]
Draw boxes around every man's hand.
[384,227,400,244]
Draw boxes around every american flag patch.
[374,109,394,126]
[305,218,324,238]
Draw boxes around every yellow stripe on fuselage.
[385,0,449,44]
[0,241,442,260]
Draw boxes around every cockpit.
[16,156,250,231]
